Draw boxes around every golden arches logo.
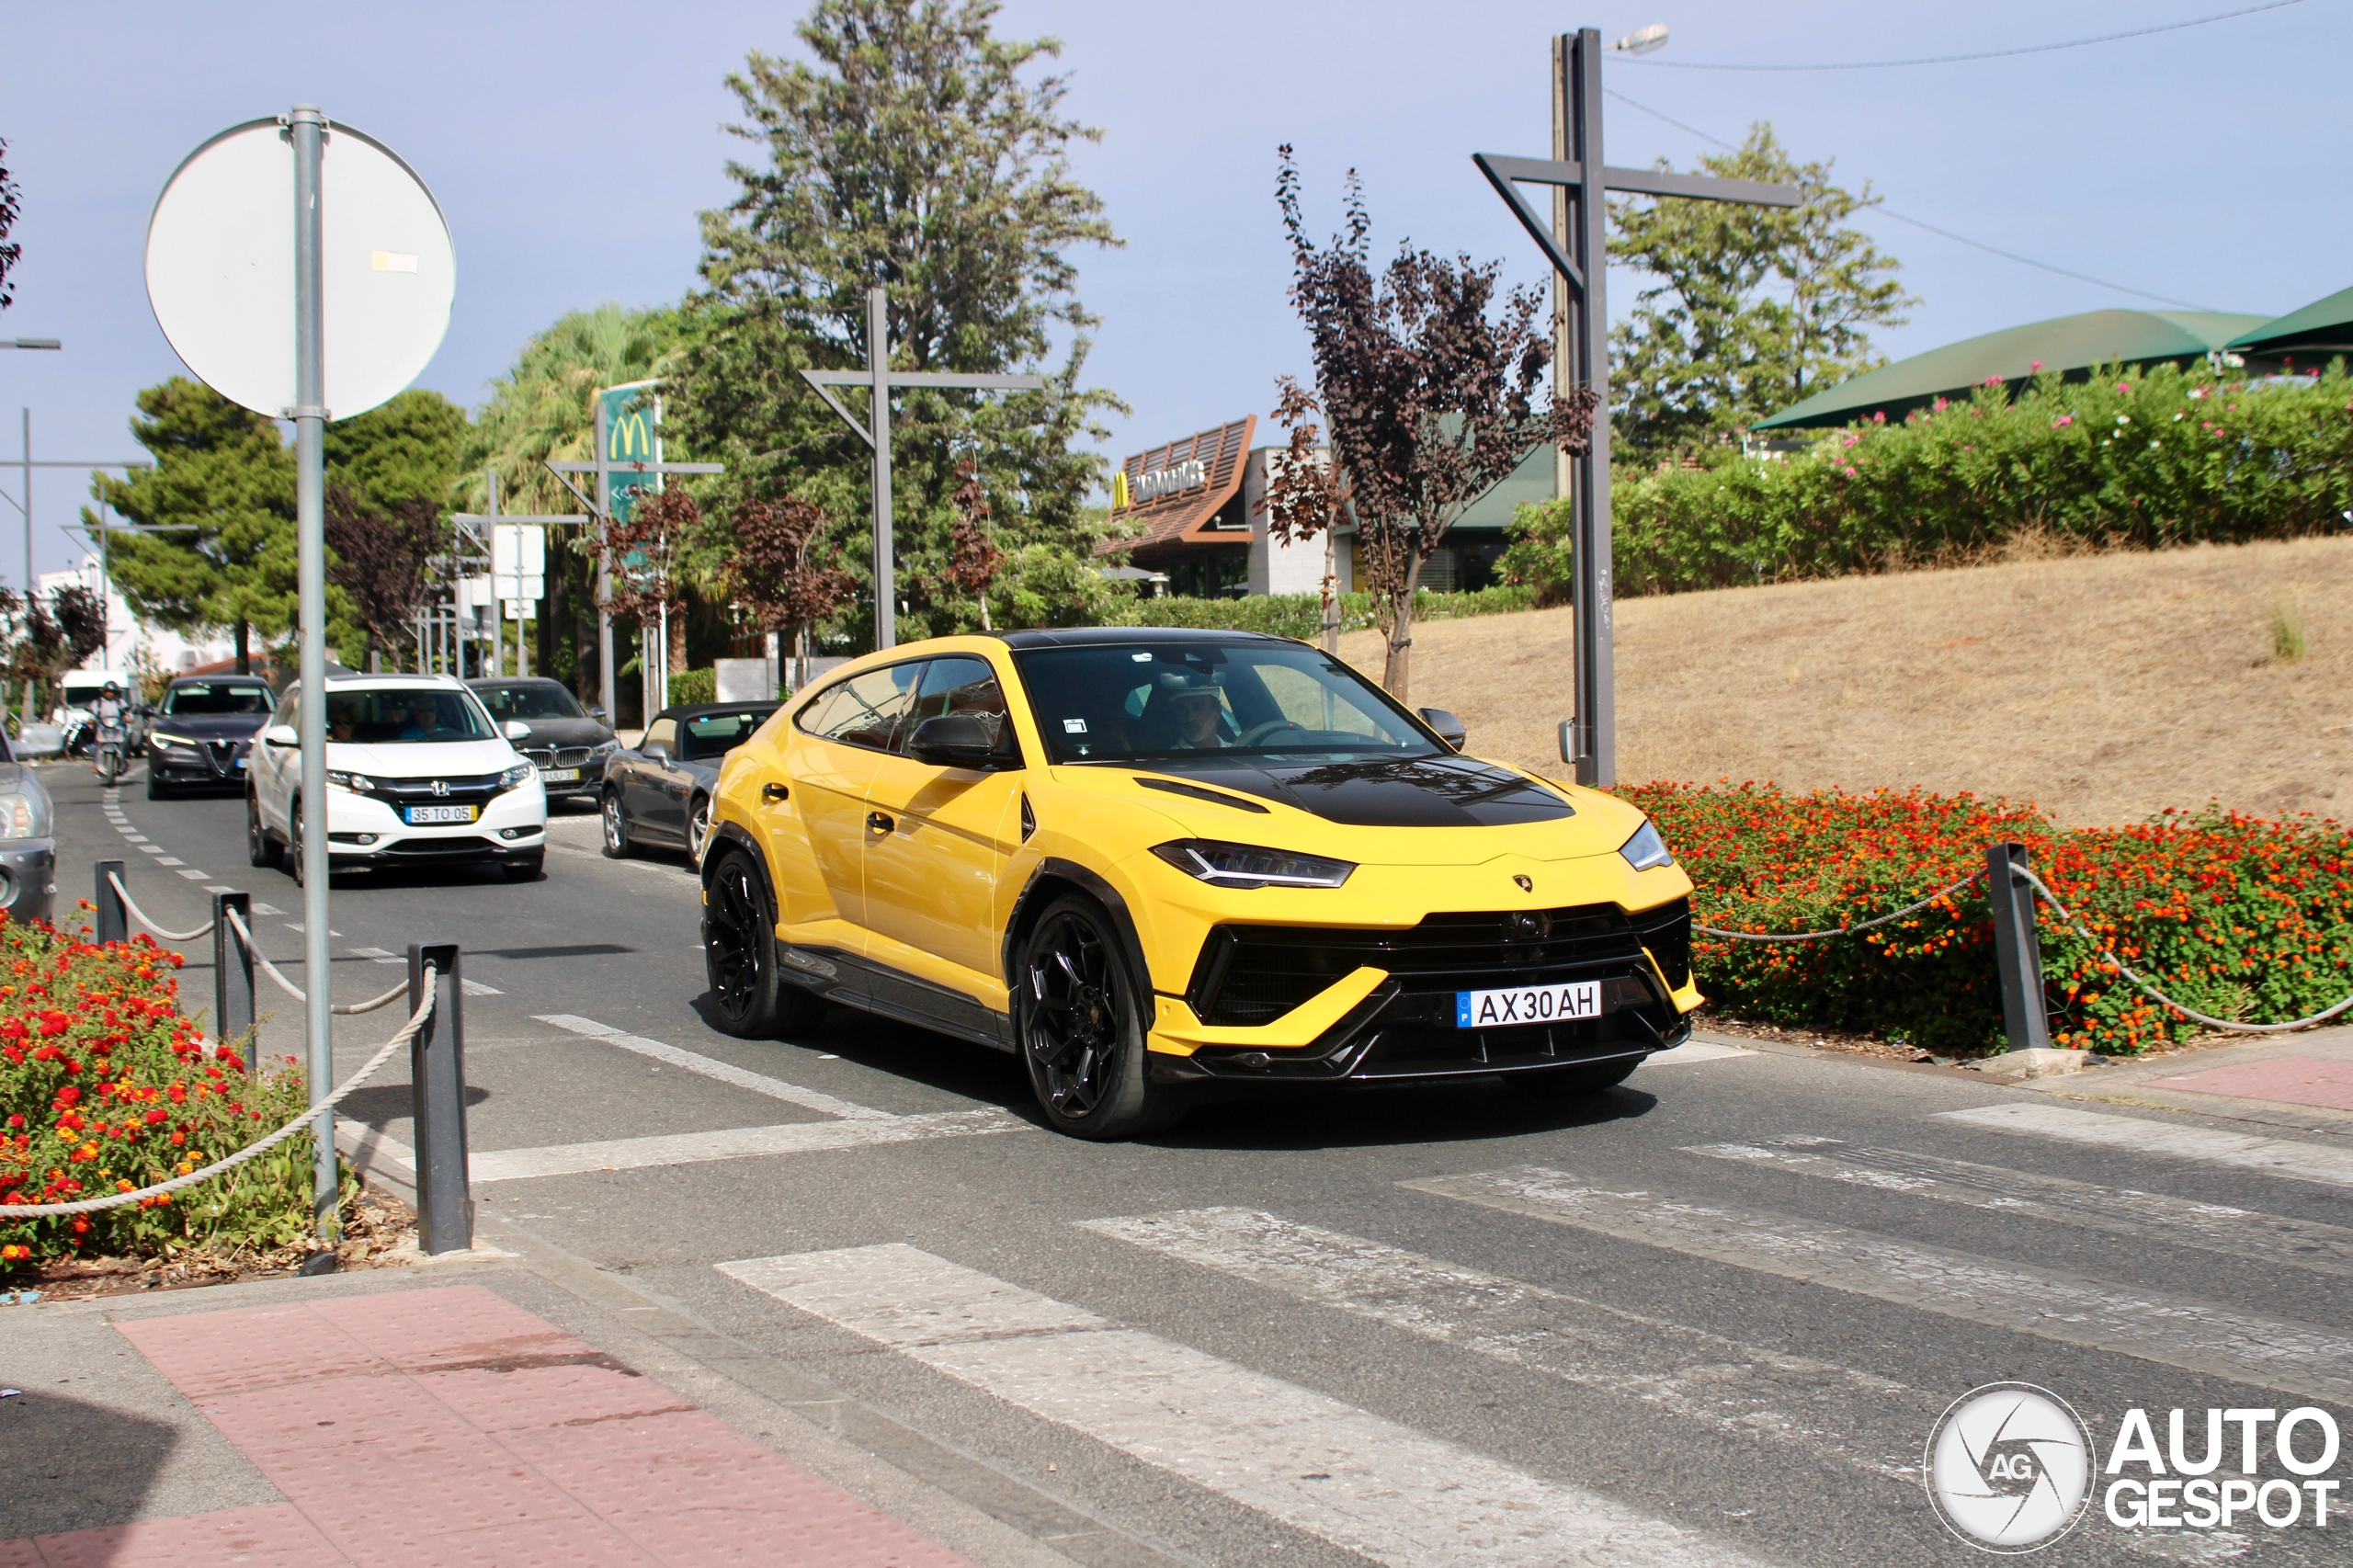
[608,409,655,462]
[1111,469,1131,510]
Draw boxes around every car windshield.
[679,709,774,761]
[1011,642,1441,765]
[323,688,497,744]
[162,683,272,716]
[474,683,586,722]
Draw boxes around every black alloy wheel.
[702,845,824,1038]
[247,790,281,869]
[601,790,634,858]
[1018,895,1179,1140]
[287,800,306,887]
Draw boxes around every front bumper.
[321,782,547,865]
[0,839,58,926]
[148,739,253,785]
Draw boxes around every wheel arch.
[1001,858,1154,1005]
[702,821,779,929]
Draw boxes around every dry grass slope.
[1339,536,2352,827]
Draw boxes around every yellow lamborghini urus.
[700,629,1701,1139]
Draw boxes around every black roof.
[654,701,782,722]
[465,676,572,687]
[167,673,271,686]
[993,627,1290,649]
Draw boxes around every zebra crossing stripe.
[467,1109,1023,1184]
[720,1243,1772,1568]
[1938,1102,2353,1188]
[1684,1138,2353,1278]
[536,1013,895,1120]
[1404,1166,2353,1404]
[1082,1206,1927,1481]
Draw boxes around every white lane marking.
[722,1244,1768,1568]
[154,856,185,866]
[1643,1039,1753,1065]
[461,979,502,996]
[1940,1102,2353,1189]
[253,903,283,915]
[284,923,342,936]
[536,1013,894,1121]
[1686,1139,2353,1278]
[137,845,166,855]
[119,832,147,842]
[1406,1166,2353,1404]
[176,869,210,880]
[349,946,404,964]
[1083,1207,1925,1480]
[470,1109,1023,1184]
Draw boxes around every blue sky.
[1,0,2342,588]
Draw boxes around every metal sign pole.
[594,399,616,722]
[288,102,337,1255]
[868,287,894,651]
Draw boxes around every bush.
[1502,363,2353,601]
[1112,585,1537,639]
[667,667,717,706]
[1626,780,2353,1055]
[0,919,324,1269]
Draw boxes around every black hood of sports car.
[1128,754,1574,828]
[149,712,267,741]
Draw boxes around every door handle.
[761,782,790,802]
[866,811,894,835]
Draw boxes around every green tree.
[326,388,468,515]
[96,379,297,674]
[1609,124,1915,462]
[669,0,1128,648]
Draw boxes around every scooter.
[93,720,126,786]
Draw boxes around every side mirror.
[588,704,608,722]
[503,721,532,742]
[908,713,1001,767]
[640,739,668,762]
[1558,719,1581,767]
[264,724,299,747]
[1417,707,1466,751]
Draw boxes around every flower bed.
[0,916,330,1270]
[1625,781,2353,1055]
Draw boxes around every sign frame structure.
[1473,28,1799,786]
[801,286,1046,650]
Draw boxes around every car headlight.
[0,791,43,838]
[324,770,381,794]
[151,732,201,751]
[495,763,536,791]
[587,740,620,762]
[1150,839,1356,889]
[1619,819,1676,872]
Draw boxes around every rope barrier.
[105,870,214,943]
[220,906,407,1015]
[2016,866,2353,1035]
[0,967,437,1217]
[1692,868,1985,943]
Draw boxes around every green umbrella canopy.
[2225,285,2353,358]
[1752,308,2268,430]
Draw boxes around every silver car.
[0,729,57,924]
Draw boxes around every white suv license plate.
[541,767,580,782]
[403,804,478,824]
[1456,981,1602,1028]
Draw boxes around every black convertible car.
[601,701,779,863]
[144,676,277,798]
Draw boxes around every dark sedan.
[601,702,779,864]
[469,677,617,807]
[144,676,276,798]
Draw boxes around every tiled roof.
[1101,416,1255,557]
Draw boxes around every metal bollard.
[1985,843,2054,1053]
[212,891,254,1064]
[94,859,127,944]
[405,940,473,1255]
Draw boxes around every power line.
[1601,87,2216,312]
[1619,0,2306,72]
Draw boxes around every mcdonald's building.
[1105,415,1555,599]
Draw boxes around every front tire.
[247,791,281,869]
[687,795,712,865]
[146,770,169,801]
[702,845,825,1038]
[502,855,544,881]
[1017,895,1179,1140]
[601,790,634,858]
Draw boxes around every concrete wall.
[1244,447,1338,597]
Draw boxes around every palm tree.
[461,303,685,516]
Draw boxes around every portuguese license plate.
[541,767,580,782]
[403,804,477,824]
[1456,980,1602,1028]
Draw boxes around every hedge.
[1,919,329,1268]
[1501,362,2353,600]
[1111,585,1537,640]
[1627,780,2353,1055]
[667,667,717,706]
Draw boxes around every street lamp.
[0,340,62,351]
[1614,24,1669,55]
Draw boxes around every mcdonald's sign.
[599,381,662,523]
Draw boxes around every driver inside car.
[1156,678,1230,751]
[395,696,441,741]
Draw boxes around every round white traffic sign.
[144,116,453,421]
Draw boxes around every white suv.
[247,675,548,881]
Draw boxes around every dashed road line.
[350,946,404,964]
[1685,1137,2353,1278]
[470,1109,1024,1184]
[1082,1206,1927,1480]
[461,978,502,996]
[722,1243,1770,1568]
[1938,1102,2353,1189]
[1405,1165,2353,1403]
[537,1013,896,1121]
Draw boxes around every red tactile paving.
[48,1284,981,1568]
[9,1503,346,1567]
[2147,1054,2353,1112]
